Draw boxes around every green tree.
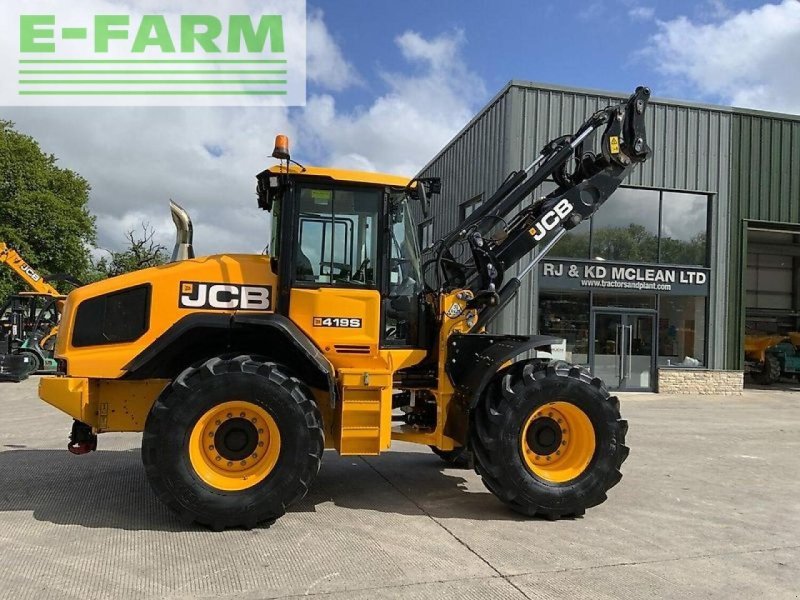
[592,224,659,262]
[92,222,168,279]
[551,228,591,259]
[0,121,95,301]
[551,222,706,266]
[660,232,706,266]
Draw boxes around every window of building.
[549,187,710,267]
[591,188,660,263]
[538,292,590,365]
[460,194,483,220]
[418,220,434,251]
[658,296,706,366]
[660,192,708,266]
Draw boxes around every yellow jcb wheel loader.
[38,88,652,529]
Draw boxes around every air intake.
[334,344,371,355]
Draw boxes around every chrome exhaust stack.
[170,200,195,262]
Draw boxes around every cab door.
[286,183,384,368]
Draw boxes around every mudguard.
[232,313,337,405]
[123,312,337,404]
[446,333,563,409]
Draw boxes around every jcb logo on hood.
[529,198,574,241]
[179,282,272,311]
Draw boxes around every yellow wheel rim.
[188,400,281,492]
[520,401,596,483]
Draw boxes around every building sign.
[539,259,710,296]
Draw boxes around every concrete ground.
[0,379,798,600]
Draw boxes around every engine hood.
[57,254,277,378]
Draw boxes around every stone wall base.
[657,369,743,395]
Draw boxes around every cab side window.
[383,194,424,346]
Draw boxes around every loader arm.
[0,242,61,296]
[428,87,652,328]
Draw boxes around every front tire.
[142,355,324,530]
[471,361,628,519]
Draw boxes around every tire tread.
[471,360,629,519]
[142,354,323,530]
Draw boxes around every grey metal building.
[416,80,800,392]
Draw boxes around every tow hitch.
[67,420,97,455]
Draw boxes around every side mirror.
[421,177,441,195]
[418,181,430,218]
[409,177,440,218]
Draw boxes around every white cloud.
[299,29,485,175]
[651,0,800,113]
[5,104,295,256]
[628,6,655,21]
[3,20,483,255]
[306,9,361,91]
[396,30,461,70]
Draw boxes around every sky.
[4,0,800,257]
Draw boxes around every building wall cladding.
[727,113,800,368]
[415,87,513,239]
[418,81,733,369]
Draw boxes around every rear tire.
[142,355,324,530]
[754,354,781,385]
[471,360,628,519]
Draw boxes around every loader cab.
[260,163,429,352]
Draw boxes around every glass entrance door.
[592,313,623,388]
[591,311,656,391]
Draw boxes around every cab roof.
[267,164,411,188]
